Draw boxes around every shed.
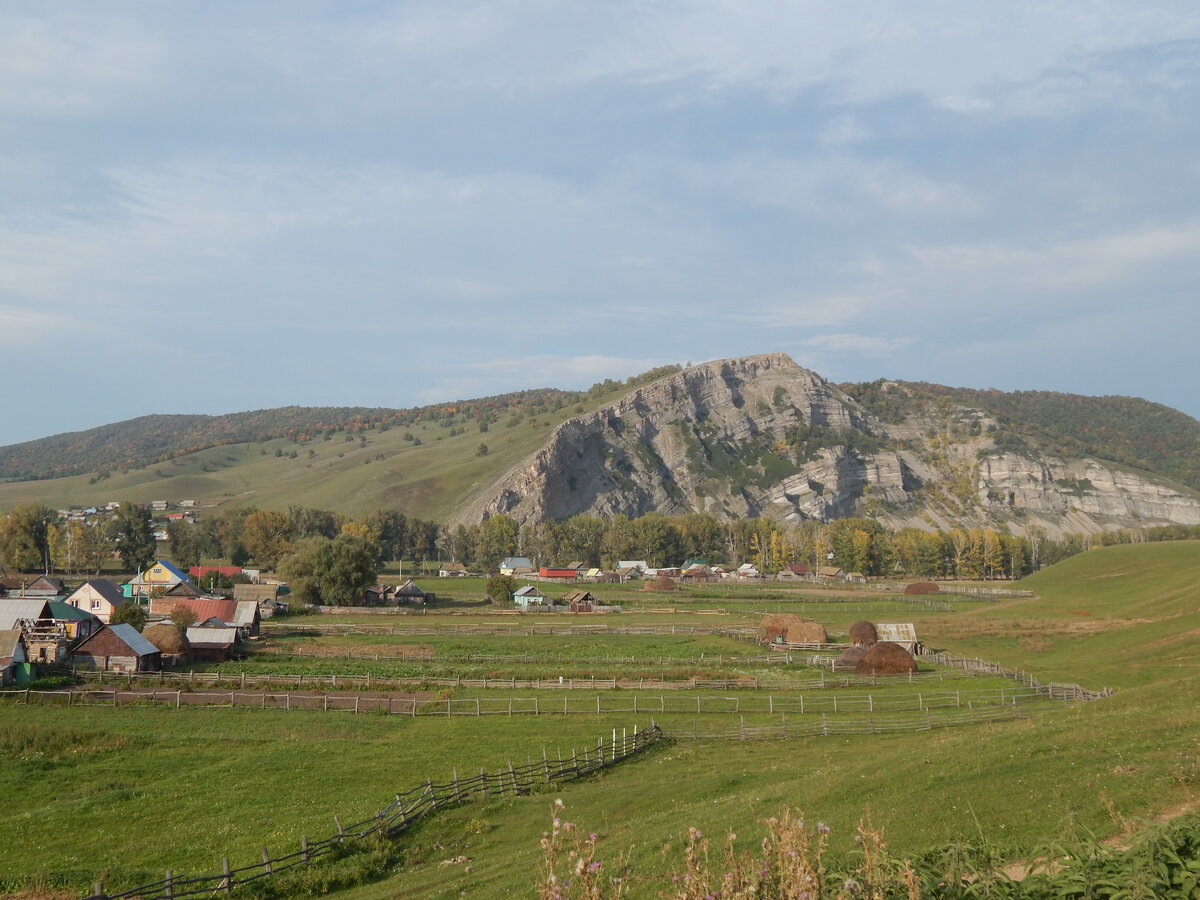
[149,595,238,625]
[232,601,261,636]
[561,589,596,612]
[0,598,53,631]
[395,580,429,605]
[70,624,162,674]
[499,557,534,576]
[0,630,31,686]
[876,623,922,654]
[438,562,469,578]
[186,625,240,662]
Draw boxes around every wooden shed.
[69,624,162,674]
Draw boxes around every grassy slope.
[0,388,624,520]
[2,544,1198,897]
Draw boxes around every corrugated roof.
[0,598,52,630]
[108,623,161,657]
[186,625,238,647]
[0,629,25,659]
[231,601,258,627]
[513,585,544,597]
[166,597,238,624]
[47,601,102,623]
[233,584,278,602]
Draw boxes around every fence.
[9,683,1057,719]
[262,622,758,637]
[671,705,1026,740]
[81,725,666,900]
[253,646,798,667]
[924,651,1111,700]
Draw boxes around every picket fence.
[80,725,665,900]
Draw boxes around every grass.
[3,542,1199,897]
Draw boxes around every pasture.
[2,542,1198,898]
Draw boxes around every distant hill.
[0,356,1196,535]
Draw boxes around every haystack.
[758,614,828,645]
[848,620,878,647]
[904,581,940,595]
[832,646,866,672]
[143,623,190,655]
[643,574,678,592]
[854,641,917,676]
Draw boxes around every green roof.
[48,601,100,622]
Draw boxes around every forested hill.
[841,381,1200,492]
[0,392,579,481]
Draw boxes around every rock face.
[456,353,1200,536]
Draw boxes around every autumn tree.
[109,503,156,573]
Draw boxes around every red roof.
[538,568,579,578]
[189,566,243,578]
[155,596,238,624]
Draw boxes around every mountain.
[1,354,1197,535]
[457,354,1200,537]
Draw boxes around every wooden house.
[47,601,102,641]
[538,567,579,580]
[395,580,429,605]
[561,589,596,612]
[777,563,811,580]
[438,562,469,578]
[499,557,534,576]
[512,585,548,608]
[816,566,845,581]
[0,597,53,632]
[232,601,261,637]
[149,595,238,626]
[126,560,192,598]
[64,580,128,623]
[69,624,162,673]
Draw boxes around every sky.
[3,2,1200,446]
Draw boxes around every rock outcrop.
[455,353,1200,536]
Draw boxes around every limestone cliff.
[456,354,1200,537]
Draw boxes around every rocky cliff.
[456,354,1200,537]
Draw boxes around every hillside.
[462,354,1200,536]
[0,354,1197,535]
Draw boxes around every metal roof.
[0,598,52,631]
[231,601,259,627]
[108,623,162,657]
[186,625,238,647]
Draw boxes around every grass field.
[2,541,1198,898]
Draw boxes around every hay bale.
[758,614,828,645]
[832,646,866,672]
[905,581,940,595]
[643,574,678,592]
[848,620,878,647]
[143,623,189,655]
[854,641,917,676]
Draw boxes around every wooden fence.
[923,651,1111,700]
[262,622,758,637]
[81,725,665,900]
[254,646,800,667]
[9,683,1056,719]
[671,705,1026,740]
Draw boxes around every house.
[817,566,845,581]
[17,576,68,599]
[846,572,867,584]
[69,624,162,674]
[565,561,588,573]
[161,580,209,599]
[0,630,32,686]
[125,560,192,598]
[186,625,240,662]
[64,580,129,623]
[233,583,283,618]
[362,584,396,605]
[512,585,548,608]
[561,589,596,612]
[47,601,102,641]
[777,563,811,580]
[616,561,648,573]
[538,567,579,580]
[613,566,642,583]
[395,580,429,605]
[438,562,469,578]
[499,557,534,576]
[735,563,761,579]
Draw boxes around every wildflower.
[817,822,830,835]
[589,833,598,842]
[588,861,602,872]
[554,798,564,808]
[844,878,860,891]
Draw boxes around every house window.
[91,600,101,610]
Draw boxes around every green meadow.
[2,541,1198,897]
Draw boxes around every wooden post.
[262,847,272,874]
[300,835,309,863]
[355,696,360,715]
[92,883,104,899]
[335,815,345,837]
[221,857,232,894]
[164,870,173,899]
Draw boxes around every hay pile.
[643,574,678,592]
[848,620,878,647]
[832,646,866,672]
[143,623,189,655]
[758,614,828,644]
[904,581,940,595]
[854,641,917,676]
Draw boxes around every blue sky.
[3,2,1199,445]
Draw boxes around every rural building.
[777,563,811,579]
[438,562,469,577]
[69,624,162,674]
[362,584,396,605]
[512,585,548,608]
[125,560,192,598]
[149,595,238,626]
[232,584,283,617]
[231,601,261,637]
[0,631,32,686]
[47,601,102,641]
[64,580,128,623]
[15,576,67,599]
[395,580,429,605]
[561,589,596,612]
[0,598,53,632]
[816,566,845,581]
[186,625,240,662]
[876,623,922,654]
[538,567,579,580]
[499,557,534,575]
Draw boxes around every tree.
[110,603,149,631]
[167,521,202,570]
[475,514,519,571]
[0,504,57,573]
[476,442,490,457]
[109,503,156,573]
[242,509,293,569]
[169,606,198,631]
[277,534,380,606]
[485,574,517,603]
